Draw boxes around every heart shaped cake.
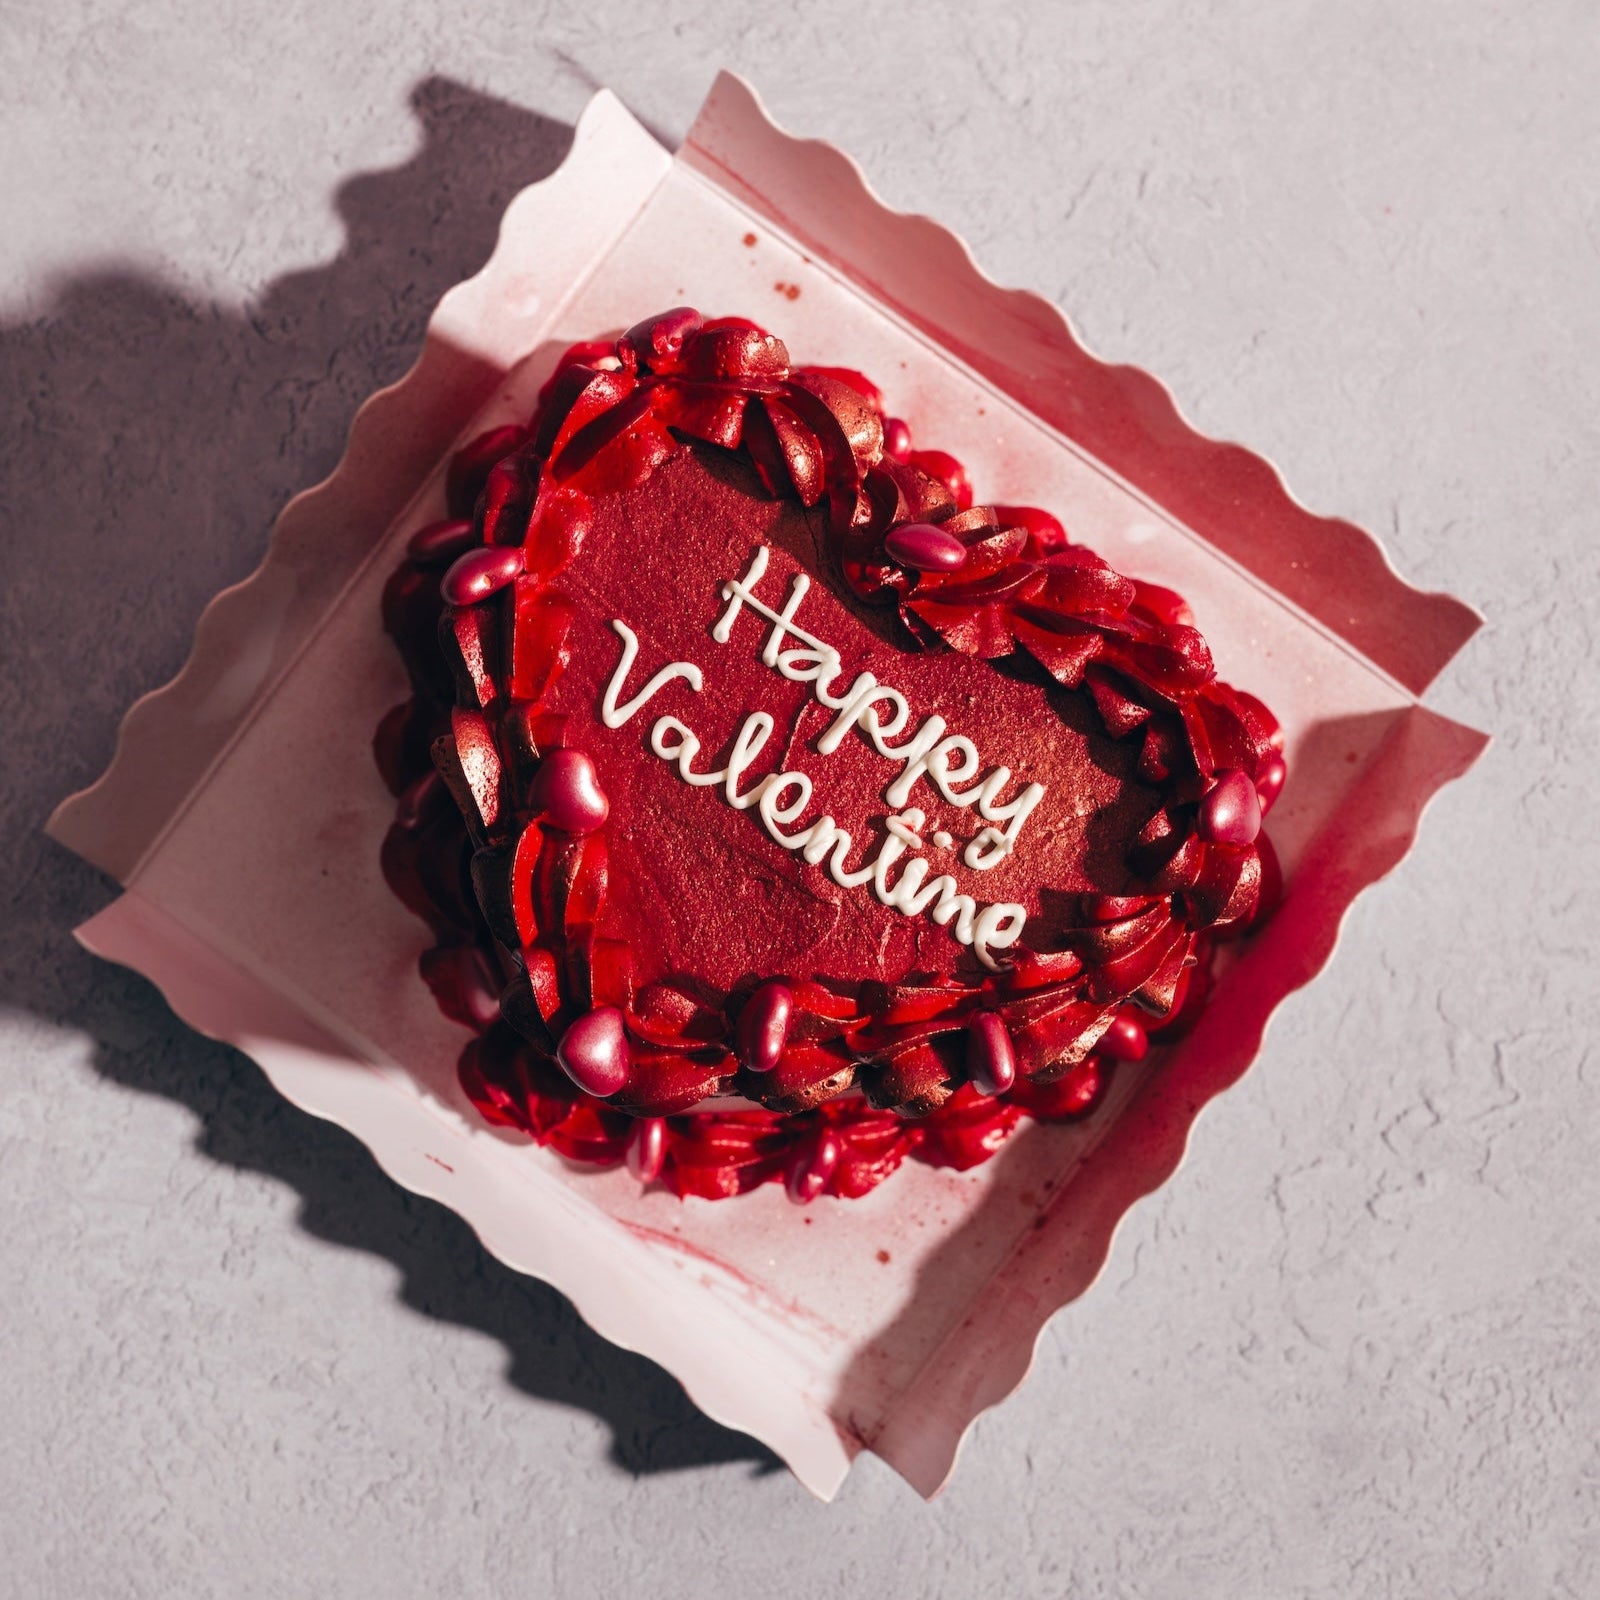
[376,309,1286,1201]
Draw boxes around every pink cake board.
[48,73,1487,1500]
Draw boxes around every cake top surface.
[548,445,1159,994]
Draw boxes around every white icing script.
[598,545,1046,970]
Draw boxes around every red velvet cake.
[376,308,1286,1201]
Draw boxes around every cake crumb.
[774,281,801,301]
[742,231,758,247]
[876,1248,891,1264]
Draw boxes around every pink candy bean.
[556,1007,631,1098]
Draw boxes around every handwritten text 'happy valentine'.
[599,545,1046,969]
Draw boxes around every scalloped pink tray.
[48,74,1486,1499]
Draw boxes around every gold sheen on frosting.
[598,543,1036,970]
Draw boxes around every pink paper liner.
[49,75,1487,1499]
[683,77,1480,698]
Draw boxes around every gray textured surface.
[2,2,1597,1594]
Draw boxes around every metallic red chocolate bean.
[1255,750,1288,815]
[883,521,968,573]
[882,416,913,461]
[1198,768,1262,847]
[785,1129,842,1205]
[406,518,478,568]
[736,980,794,1073]
[527,748,609,834]
[1099,1011,1150,1063]
[626,1116,667,1183]
[556,1006,631,1098]
[440,544,524,607]
[966,1011,1017,1096]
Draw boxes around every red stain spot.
[773,281,801,301]
[423,1153,455,1173]
[803,1215,813,1224]
[742,231,758,247]
[876,1248,891,1264]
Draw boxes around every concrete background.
[2,2,1596,1595]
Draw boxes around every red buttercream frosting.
[376,309,1285,1201]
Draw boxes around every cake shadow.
[1,75,777,1479]
[87,963,780,1477]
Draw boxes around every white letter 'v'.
[601,620,704,728]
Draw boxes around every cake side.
[376,308,1286,1199]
